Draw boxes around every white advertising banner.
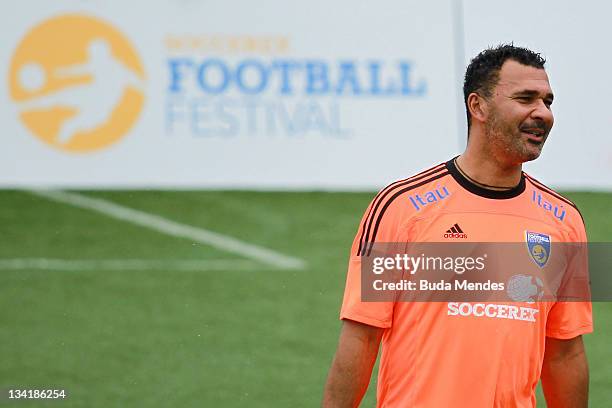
[0,0,460,189]
[4,1,609,189]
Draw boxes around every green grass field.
[0,190,610,407]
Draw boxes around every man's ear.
[467,92,488,124]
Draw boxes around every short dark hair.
[463,44,546,130]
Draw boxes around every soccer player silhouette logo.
[19,39,144,145]
[9,15,146,152]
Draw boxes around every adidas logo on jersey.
[444,223,467,239]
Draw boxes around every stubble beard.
[484,108,546,164]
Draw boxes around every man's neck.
[455,149,523,189]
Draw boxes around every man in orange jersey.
[322,44,591,407]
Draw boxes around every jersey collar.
[445,157,526,199]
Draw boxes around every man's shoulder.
[355,162,451,256]
[523,172,580,210]
[523,172,585,229]
[379,161,451,197]
[372,161,451,212]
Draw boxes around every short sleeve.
[546,211,593,339]
[546,302,593,339]
[339,192,411,328]
[340,256,395,328]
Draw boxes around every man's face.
[483,60,554,163]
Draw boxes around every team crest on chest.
[525,231,551,268]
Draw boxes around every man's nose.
[531,99,554,126]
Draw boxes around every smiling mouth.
[521,131,545,144]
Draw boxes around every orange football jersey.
[340,158,593,407]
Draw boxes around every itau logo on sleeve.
[8,14,146,152]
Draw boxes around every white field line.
[0,258,261,271]
[27,190,306,270]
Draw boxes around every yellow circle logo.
[531,244,548,264]
[8,14,145,152]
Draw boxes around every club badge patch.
[525,231,551,268]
